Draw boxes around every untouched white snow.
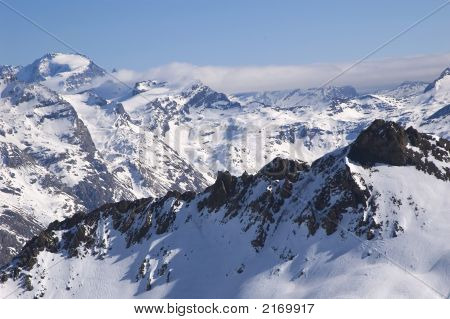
[62,92,211,198]
[1,156,450,299]
[1,53,450,299]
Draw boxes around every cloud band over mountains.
[113,53,450,93]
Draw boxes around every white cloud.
[113,53,450,94]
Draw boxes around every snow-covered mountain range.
[0,53,210,265]
[0,52,449,298]
[1,119,449,298]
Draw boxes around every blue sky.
[1,0,449,69]
[1,0,450,92]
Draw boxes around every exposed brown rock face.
[258,157,309,182]
[199,171,238,211]
[348,119,410,166]
[295,161,371,237]
[349,119,450,181]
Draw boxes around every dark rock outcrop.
[296,154,371,237]
[348,119,450,181]
[199,171,238,211]
[259,157,309,182]
[348,119,410,166]
[0,211,43,267]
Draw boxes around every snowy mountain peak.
[283,85,358,101]
[132,79,167,95]
[424,67,450,93]
[0,65,20,82]
[17,53,91,80]
[1,81,60,106]
[234,85,358,110]
[16,53,106,92]
[379,81,429,98]
[399,80,427,86]
[182,79,205,91]
[438,67,450,78]
[321,85,358,100]
[181,81,241,109]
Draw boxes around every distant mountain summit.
[16,53,106,92]
[234,85,358,109]
[182,81,241,109]
[424,67,450,93]
[378,81,428,98]
[132,80,167,95]
[0,65,20,82]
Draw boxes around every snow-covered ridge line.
[16,53,106,92]
[1,53,450,297]
[0,54,213,266]
[1,120,449,298]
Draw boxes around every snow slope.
[16,53,106,92]
[1,120,449,298]
[0,54,210,266]
[63,91,210,198]
[0,80,136,265]
[113,67,450,179]
[1,53,449,292]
